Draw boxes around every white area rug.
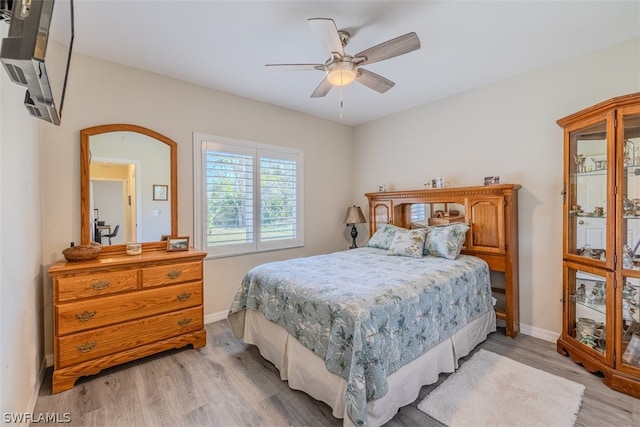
[417,349,585,427]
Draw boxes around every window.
[410,204,426,222]
[193,133,304,257]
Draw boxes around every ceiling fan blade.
[356,68,395,93]
[355,32,420,66]
[308,18,344,56]
[265,64,325,71]
[310,77,333,98]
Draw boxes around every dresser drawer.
[141,261,201,288]
[56,306,203,368]
[56,270,139,302]
[56,281,203,336]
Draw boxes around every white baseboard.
[205,310,228,324]
[23,357,49,426]
[519,323,560,343]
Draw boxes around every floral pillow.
[366,223,404,250]
[424,223,470,259]
[387,228,428,258]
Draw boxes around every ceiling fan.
[265,18,421,98]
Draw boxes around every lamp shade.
[343,205,366,224]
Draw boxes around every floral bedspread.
[227,247,494,426]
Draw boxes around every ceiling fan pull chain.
[339,85,344,119]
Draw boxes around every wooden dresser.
[48,248,207,393]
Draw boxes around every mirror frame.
[80,124,178,253]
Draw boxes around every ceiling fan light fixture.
[326,61,357,86]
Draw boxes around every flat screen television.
[0,0,74,125]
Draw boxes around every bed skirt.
[242,308,496,427]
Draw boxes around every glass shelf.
[573,169,607,176]
[569,213,606,219]
[625,280,640,289]
[625,165,640,174]
[576,299,606,315]
[574,164,640,176]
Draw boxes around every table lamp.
[343,205,367,249]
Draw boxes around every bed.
[228,184,520,426]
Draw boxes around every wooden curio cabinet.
[557,93,640,398]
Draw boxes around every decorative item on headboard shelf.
[431,177,444,188]
[428,214,465,226]
[484,176,500,185]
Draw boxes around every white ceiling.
[71,0,640,126]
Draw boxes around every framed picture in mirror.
[153,184,168,201]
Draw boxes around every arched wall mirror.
[80,124,178,251]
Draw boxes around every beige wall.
[352,38,640,339]
[0,24,45,418]
[3,25,638,418]
[40,53,354,357]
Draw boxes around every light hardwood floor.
[33,321,639,426]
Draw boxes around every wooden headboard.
[365,184,521,337]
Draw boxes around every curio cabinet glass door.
[616,104,640,376]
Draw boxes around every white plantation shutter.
[194,134,303,257]
[259,152,298,246]
[205,145,254,252]
[411,204,426,221]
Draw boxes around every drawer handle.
[75,310,96,322]
[91,280,110,290]
[166,270,182,280]
[177,292,192,302]
[178,318,192,327]
[77,342,96,353]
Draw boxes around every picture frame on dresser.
[167,236,189,251]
